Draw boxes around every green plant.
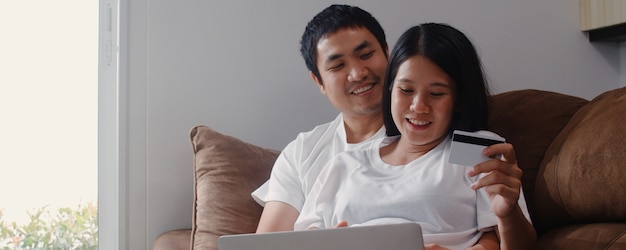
[0,202,97,250]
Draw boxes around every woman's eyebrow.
[430,82,451,88]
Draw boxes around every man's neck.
[342,113,384,144]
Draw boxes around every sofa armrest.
[153,228,192,250]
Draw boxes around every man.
[253,4,389,232]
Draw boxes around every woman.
[294,23,536,249]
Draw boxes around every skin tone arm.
[256,201,300,233]
[468,143,537,250]
[423,230,498,250]
[467,231,499,250]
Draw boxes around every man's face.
[312,27,387,118]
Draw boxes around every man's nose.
[347,62,368,82]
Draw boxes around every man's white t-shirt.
[251,114,386,211]
[294,134,532,249]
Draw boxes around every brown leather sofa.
[153,87,626,249]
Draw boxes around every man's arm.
[256,201,300,233]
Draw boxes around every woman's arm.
[495,205,537,250]
[467,230,499,250]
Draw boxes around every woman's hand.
[425,244,451,250]
[335,221,349,228]
[467,143,523,218]
[306,220,348,230]
[468,143,537,250]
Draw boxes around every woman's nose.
[410,95,430,113]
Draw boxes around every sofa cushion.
[538,223,626,249]
[190,126,279,250]
[535,86,626,235]
[487,89,588,223]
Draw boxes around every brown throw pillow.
[535,86,626,235]
[189,125,279,250]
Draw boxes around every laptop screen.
[218,223,424,250]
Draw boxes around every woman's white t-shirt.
[295,134,531,249]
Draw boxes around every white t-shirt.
[294,134,532,249]
[251,114,386,210]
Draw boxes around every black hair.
[383,23,490,136]
[300,4,387,84]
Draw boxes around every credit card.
[448,130,505,166]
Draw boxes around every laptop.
[218,223,425,250]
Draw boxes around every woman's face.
[391,55,456,151]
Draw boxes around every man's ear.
[310,71,325,94]
[385,43,390,58]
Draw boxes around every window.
[0,1,98,248]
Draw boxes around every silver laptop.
[218,223,424,250]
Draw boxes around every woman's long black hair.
[383,23,490,136]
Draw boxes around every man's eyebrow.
[354,40,372,53]
[326,53,343,64]
[324,40,373,64]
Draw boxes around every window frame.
[98,0,149,249]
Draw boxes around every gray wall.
[622,42,626,87]
[119,0,623,248]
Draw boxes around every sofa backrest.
[487,89,588,234]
